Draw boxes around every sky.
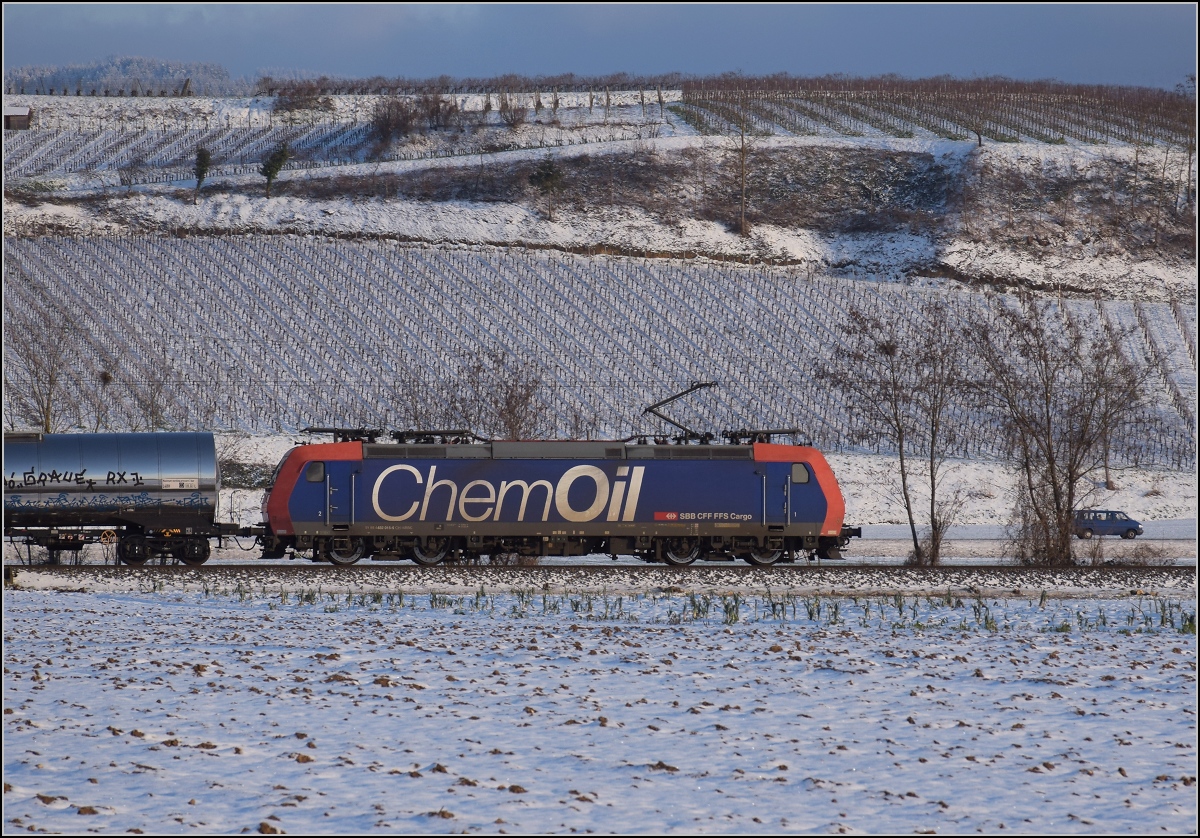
[2,3,1196,90]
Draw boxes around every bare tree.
[386,350,549,440]
[528,156,564,221]
[714,90,761,236]
[730,101,754,236]
[1176,74,1196,216]
[79,368,117,432]
[2,289,85,432]
[497,91,529,129]
[450,349,548,440]
[815,296,969,564]
[125,343,184,431]
[964,293,1150,565]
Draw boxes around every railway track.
[7,561,1195,597]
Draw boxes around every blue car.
[1074,510,1144,540]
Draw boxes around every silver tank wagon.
[4,432,222,565]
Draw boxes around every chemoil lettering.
[372,464,646,523]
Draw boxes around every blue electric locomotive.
[261,434,859,566]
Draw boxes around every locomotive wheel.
[1078,528,1094,540]
[176,537,211,567]
[743,547,783,566]
[117,535,149,566]
[324,537,367,566]
[411,537,449,566]
[662,539,700,566]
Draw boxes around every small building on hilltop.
[4,106,32,129]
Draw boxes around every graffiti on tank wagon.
[3,469,150,491]
[105,471,145,486]
[5,468,100,490]
[3,491,213,511]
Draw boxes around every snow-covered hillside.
[3,94,1195,527]
[4,93,1195,298]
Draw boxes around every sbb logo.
[654,511,679,521]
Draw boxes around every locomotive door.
[325,461,361,527]
[764,463,789,526]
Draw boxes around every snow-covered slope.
[5,95,1195,299]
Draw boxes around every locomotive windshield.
[262,453,291,502]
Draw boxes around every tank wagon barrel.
[3,432,254,566]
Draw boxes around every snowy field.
[3,587,1196,834]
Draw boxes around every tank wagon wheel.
[175,538,211,568]
[1122,529,1138,540]
[743,547,783,567]
[322,537,367,567]
[411,537,450,566]
[116,535,149,566]
[662,538,700,566]
[1079,528,1094,540]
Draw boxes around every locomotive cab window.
[791,463,811,484]
[305,461,326,483]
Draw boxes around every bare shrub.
[1080,533,1106,566]
[273,82,334,113]
[418,92,459,131]
[117,156,148,188]
[487,551,540,567]
[371,96,420,144]
[1123,542,1170,566]
[565,402,602,440]
[497,91,529,128]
